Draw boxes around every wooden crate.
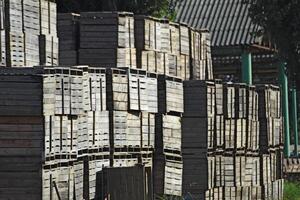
[224,119,235,150]
[88,154,110,199]
[223,83,236,119]
[6,32,26,67]
[247,119,260,151]
[147,72,158,113]
[112,152,139,167]
[236,119,247,150]
[74,160,84,200]
[260,154,272,186]
[80,12,135,49]
[140,50,156,72]
[126,68,148,111]
[182,155,215,198]
[106,68,128,111]
[153,155,183,198]
[167,53,181,78]
[169,22,180,55]
[0,71,43,116]
[183,80,215,117]
[155,114,182,153]
[182,116,215,150]
[127,111,142,148]
[96,165,153,200]
[158,75,184,114]
[205,187,223,200]
[179,23,189,56]
[215,81,224,115]
[109,111,128,148]
[42,164,75,200]
[0,116,43,199]
[159,19,170,53]
[77,114,89,155]
[39,34,59,66]
[179,54,190,80]
[40,0,57,35]
[24,32,40,66]
[79,47,137,68]
[215,115,225,149]
[23,0,40,32]
[234,83,247,119]
[141,112,155,149]
[247,85,258,120]
[0,30,6,66]
[259,117,283,152]
[87,67,107,112]
[134,15,157,52]
[43,67,83,115]
[58,13,80,65]
[44,115,78,162]
[87,111,110,150]
[4,0,23,32]
[251,186,262,200]
[257,85,281,119]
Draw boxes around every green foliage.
[246,0,300,80]
[284,181,300,200]
[57,0,182,20]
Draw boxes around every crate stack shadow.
[0,0,58,67]
[181,80,284,200]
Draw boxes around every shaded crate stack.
[0,67,79,199]
[154,75,184,198]
[190,28,213,80]
[257,85,283,153]
[57,13,80,65]
[181,80,277,200]
[0,71,44,199]
[257,85,284,200]
[182,80,216,199]
[79,12,136,68]
[39,0,58,66]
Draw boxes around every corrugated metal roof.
[176,0,259,47]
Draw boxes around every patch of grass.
[284,181,300,200]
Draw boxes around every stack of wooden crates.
[182,81,284,200]
[0,66,160,199]
[257,85,284,200]
[58,12,214,81]
[0,0,58,67]
[0,5,285,200]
